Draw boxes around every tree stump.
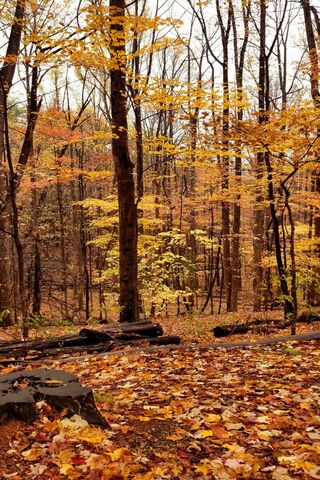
[0,369,108,427]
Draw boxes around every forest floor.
[1,308,320,345]
[0,311,320,479]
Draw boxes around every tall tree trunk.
[216,0,232,312]
[110,0,138,323]
[2,85,27,335]
[0,0,26,324]
[186,36,203,310]
[231,0,250,311]
[78,164,90,321]
[31,167,42,318]
[253,0,267,311]
[259,0,294,319]
[56,182,69,320]
[301,0,320,305]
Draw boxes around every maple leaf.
[225,458,243,469]
[22,447,44,461]
[194,463,212,475]
[106,448,127,461]
[194,429,214,438]
[76,427,110,445]
[210,425,230,438]
[205,413,221,423]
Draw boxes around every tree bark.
[301,0,320,305]
[110,0,138,322]
[230,0,249,311]
[253,0,267,311]
[216,0,232,312]
[0,0,26,324]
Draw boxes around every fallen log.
[212,313,320,338]
[96,322,164,337]
[0,334,93,356]
[148,336,181,346]
[0,322,163,358]
[0,322,161,351]
[0,321,179,362]
[213,324,250,337]
[213,320,291,337]
[0,369,108,427]
[0,335,96,359]
[0,336,181,362]
[79,323,164,340]
[297,312,320,323]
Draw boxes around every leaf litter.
[0,339,320,479]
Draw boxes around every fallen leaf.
[21,447,44,461]
[205,413,221,423]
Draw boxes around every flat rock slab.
[0,369,108,427]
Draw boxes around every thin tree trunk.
[56,183,69,320]
[282,178,298,332]
[216,0,232,312]
[32,240,41,316]
[230,0,250,311]
[265,152,294,318]
[253,0,267,311]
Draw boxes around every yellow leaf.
[258,431,272,441]
[256,416,269,424]
[199,429,214,438]
[194,464,211,474]
[138,416,151,422]
[60,463,73,475]
[77,427,107,444]
[54,449,74,464]
[223,443,240,451]
[107,448,126,462]
[205,413,221,423]
[22,447,43,461]
[294,460,317,471]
